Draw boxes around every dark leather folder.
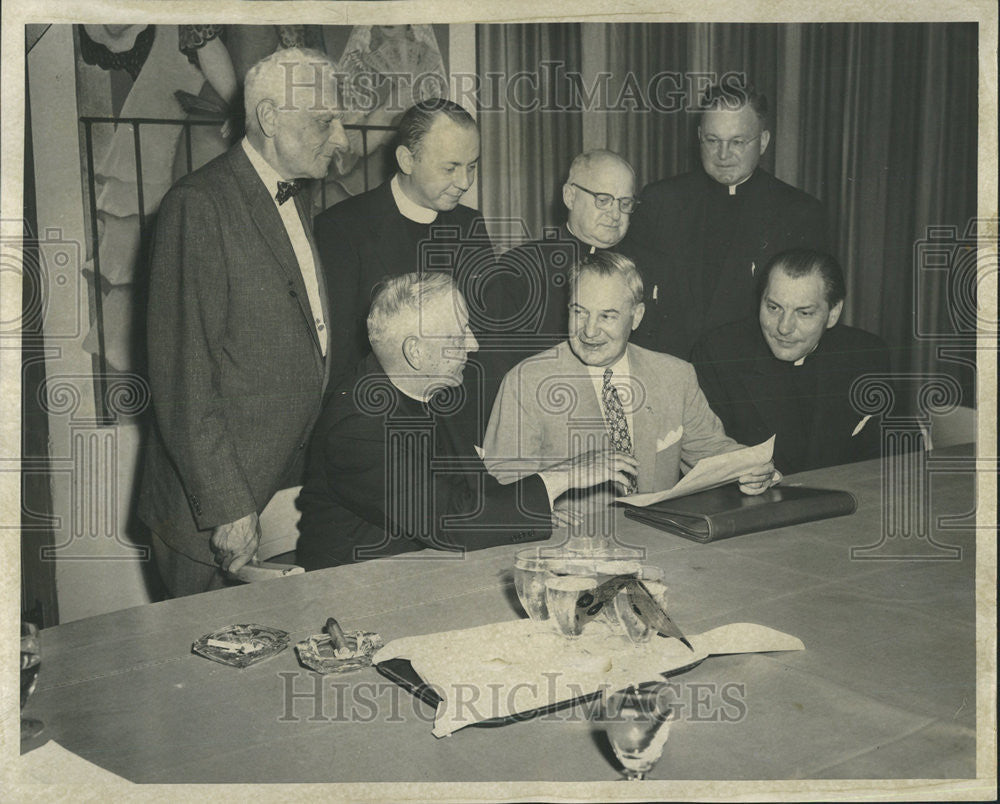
[621,484,858,542]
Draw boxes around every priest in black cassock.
[487,150,638,376]
[297,272,639,568]
[622,81,828,359]
[691,249,891,475]
[313,98,496,398]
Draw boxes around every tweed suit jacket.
[138,144,329,563]
[482,341,740,505]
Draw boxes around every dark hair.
[396,98,477,156]
[758,249,846,308]
[700,77,769,125]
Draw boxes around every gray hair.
[367,272,457,346]
[243,47,338,126]
[566,149,635,186]
[569,251,644,307]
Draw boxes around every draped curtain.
[477,24,584,251]
[477,22,978,402]
[602,23,694,191]
[789,23,977,398]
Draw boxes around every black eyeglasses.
[571,183,638,214]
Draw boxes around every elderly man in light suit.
[139,48,349,596]
[482,252,777,514]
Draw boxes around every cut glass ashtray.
[295,630,384,674]
[192,623,290,668]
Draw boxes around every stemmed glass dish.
[598,684,676,780]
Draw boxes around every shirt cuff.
[536,470,563,509]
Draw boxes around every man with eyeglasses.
[622,81,828,360]
[488,150,639,377]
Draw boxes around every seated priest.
[296,272,639,568]
[482,251,778,512]
[691,248,892,474]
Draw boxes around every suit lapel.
[626,346,659,492]
[228,147,324,360]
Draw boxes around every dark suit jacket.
[621,168,828,359]
[691,318,891,474]
[485,224,601,383]
[138,144,329,564]
[313,180,496,391]
[297,354,552,569]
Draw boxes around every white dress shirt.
[241,138,327,356]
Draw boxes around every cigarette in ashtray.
[206,638,258,654]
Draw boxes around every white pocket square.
[656,427,683,452]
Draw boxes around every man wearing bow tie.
[139,48,349,596]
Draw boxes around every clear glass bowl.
[513,546,656,638]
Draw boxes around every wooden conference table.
[21,446,979,783]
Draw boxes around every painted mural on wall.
[74,23,447,417]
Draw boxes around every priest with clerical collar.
[692,249,893,475]
[488,149,639,367]
[621,79,829,360]
[313,98,494,395]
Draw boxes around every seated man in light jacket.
[482,251,778,513]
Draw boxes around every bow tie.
[275,179,303,205]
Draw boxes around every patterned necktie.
[275,179,303,205]
[602,368,637,494]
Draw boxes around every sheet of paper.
[619,436,775,507]
[373,618,803,737]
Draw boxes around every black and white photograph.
[3,0,997,799]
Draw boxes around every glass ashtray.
[295,630,384,674]
[192,623,290,668]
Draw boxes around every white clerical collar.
[726,171,754,196]
[391,174,438,224]
[586,350,631,381]
[242,137,288,195]
[566,222,600,254]
[792,341,822,367]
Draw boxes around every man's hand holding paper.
[621,436,779,507]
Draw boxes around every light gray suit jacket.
[482,342,739,502]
